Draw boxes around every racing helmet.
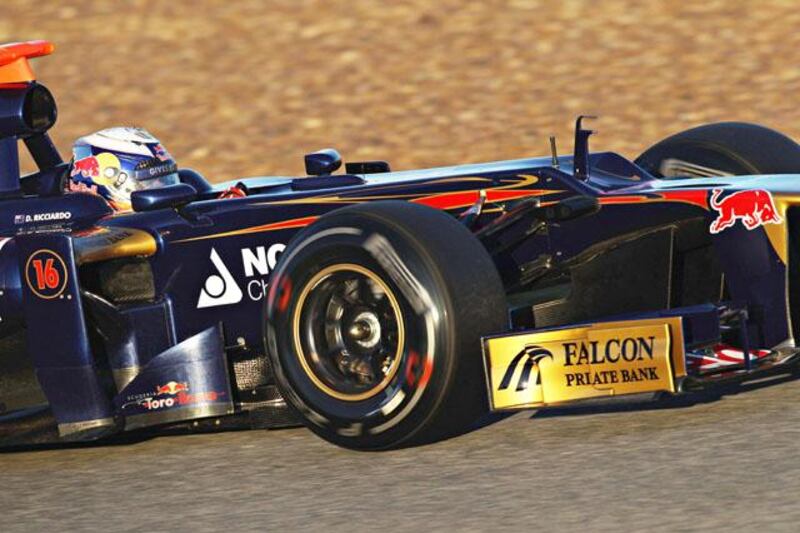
[69,127,180,210]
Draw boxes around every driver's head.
[69,127,179,211]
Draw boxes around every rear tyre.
[635,122,800,177]
[264,201,507,450]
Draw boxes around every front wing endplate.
[483,317,684,411]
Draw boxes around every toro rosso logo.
[122,380,224,412]
[709,188,782,234]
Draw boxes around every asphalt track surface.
[3,376,800,532]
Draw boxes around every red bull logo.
[71,156,100,178]
[709,188,782,234]
[153,143,171,161]
[154,381,189,396]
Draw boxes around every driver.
[68,127,180,212]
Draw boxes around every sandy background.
[3,0,800,182]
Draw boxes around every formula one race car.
[3,41,800,450]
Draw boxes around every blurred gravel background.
[4,2,800,531]
[4,0,800,180]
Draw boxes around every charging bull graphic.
[71,155,100,178]
[709,188,782,234]
[155,381,189,396]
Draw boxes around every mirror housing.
[304,148,342,176]
[539,195,599,223]
[131,183,197,212]
[345,160,391,174]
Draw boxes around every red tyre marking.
[405,350,433,389]
[405,350,420,386]
[277,276,292,313]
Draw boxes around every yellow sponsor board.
[483,317,684,410]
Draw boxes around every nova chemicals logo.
[196,244,286,308]
[197,248,243,308]
[498,345,553,392]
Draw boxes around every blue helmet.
[70,127,180,210]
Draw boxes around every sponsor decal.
[122,380,225,412]
[498,345,553,392]
[155,381,189,395]
[709,188,782,234]
[686,343,771,372]
[134,161,178,180]
[197,248,243,308]
[71,155,100,178]
[13,211,72,225]
[153,143,171,161]
[484,318,680,410]
[197,243,285,308]
[24,249,69,300]
[71,153,131,202]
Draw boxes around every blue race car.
[2,41,800,450]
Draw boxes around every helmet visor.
[132,158,179,184]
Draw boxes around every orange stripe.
[599,191,710,210]
[413,188,562,211]
[598,195,652,205]
[412,191,481,210]
[485,189,556,202]
[657,190,709,210]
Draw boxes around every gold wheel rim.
[292,263,405,402]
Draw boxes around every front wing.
[483,304,800,411]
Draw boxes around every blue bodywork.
[1,77,798,444]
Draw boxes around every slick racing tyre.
[635,122,800,178]
[264,201,506,450]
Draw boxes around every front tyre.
[264,201,507,450]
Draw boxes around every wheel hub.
[293,264,404,401]
[348,311,381,349]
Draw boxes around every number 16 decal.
[25,249,68,299]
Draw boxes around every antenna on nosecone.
[549,136,559,168]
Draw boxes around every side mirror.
[539,195,599,222]
[345,160,391,174]
[304,148,342,176]
[131,183,197,212]
[477,195,599,244]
